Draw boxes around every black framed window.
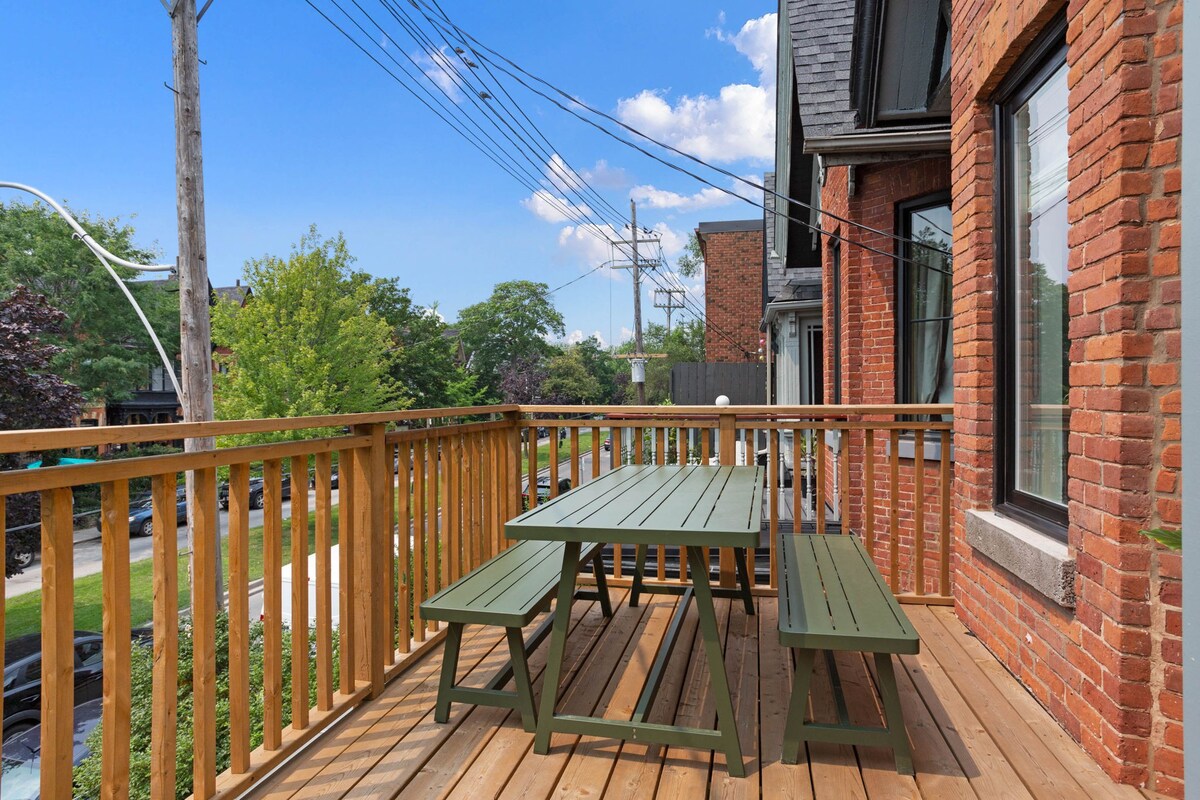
[897,195,953,410]
[995,20,1069,534]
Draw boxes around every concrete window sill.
[964,510,1076,608]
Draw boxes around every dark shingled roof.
[787,0,857,139]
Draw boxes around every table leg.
[686,545,745,777]
[533,540,581,755]
[630,544,648,607]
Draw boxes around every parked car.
[218,474,292,510]
[0,697,103,799]
[127,486,187,537]
[522,476,571,510]
[3,633,105,740]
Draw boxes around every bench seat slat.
[422,540,602,629]
[779,534,918,655]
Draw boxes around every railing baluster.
[914,429,926,596]
[527,427,538,509]
[427,436,440,625]
[940,429,952,597]
[769,429,779,588]
[150,474,178,800]
[228,463,251,768]
[291,454,312,722]
[100,480,130,798]
[889,429,901,593]
[412,440,426,642]
[41,487,74,800]
[396,444,411,653]
[839,426,850,532]
[570,427,580,487]
[816,428,827,536]
[549,427,560,499]
[337,448,356,690]
[464,433,476,573]
[193,467,218,798]
[263,459,284,750]
[0,496,5,787]
[634,426,644,465]
[865,429,876,552]
[655,427,665,465]
[448,434,461,581]
[314,452,334,707]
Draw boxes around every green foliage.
[212,227,404,440]
[0,201,179,403]
[457,280,565,398]
[74,614,340,800]
[354,274,484,409]
[541,346,603,405]
[616,319,706,404]
[1142,528,1182,550]
[675,232,705,278]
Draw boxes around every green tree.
[457,280,564,398]
[572,336,621,403]
[212,228,402,436]
[0,200,179,403]
[541,346,603,404]
[675,232,705,278]
[617,319,705,404]
[355,274,484,409]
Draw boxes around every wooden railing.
[0,402,951,799]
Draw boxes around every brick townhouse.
[775,0,1182,791]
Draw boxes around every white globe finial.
[715,395,731,407]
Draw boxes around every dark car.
[218,473,292,510]
[3,633,105,740]
[0,697,103,799]
[127,487,187,537]
[522,476,571,510]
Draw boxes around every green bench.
[778,533,920,774]
[420,539,611,732]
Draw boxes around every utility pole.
[168,0,222,607]
[653,288,685,334]
[630,199,646,405]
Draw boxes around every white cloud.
[631,184,734,212]
[565,329,585,345]
[618,326,635,344]
[522,189,593,224]
[414,46,464,103]
[580,159,629,189]
[615,13,777,164]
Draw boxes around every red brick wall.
[699,228,763,362]
[951,0,1182,792]
[820,159,954,594]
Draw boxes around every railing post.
[718,411,736,588]
[40,487,73,800]
[352,422,388,698]
[504,410,522,525]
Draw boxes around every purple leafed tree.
[0,286,83,575]
[497,355,548,405]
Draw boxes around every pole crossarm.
[0,181,183,399]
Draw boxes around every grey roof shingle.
[787,0,857,138]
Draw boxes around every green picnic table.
[507,463,763,777]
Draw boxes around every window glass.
[77,640,103,668]
[1011,61,1069,507]
[900,201,953,407]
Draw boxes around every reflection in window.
[1011,61,1069,508]
[900,200,953,408]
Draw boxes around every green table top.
[506,464,763,548]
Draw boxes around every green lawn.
[5,505,345,639]
[533,431,596,468]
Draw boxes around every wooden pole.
[170,0,222,605]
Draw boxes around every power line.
[410,0,952,272]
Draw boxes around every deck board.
[249,597,1143,800]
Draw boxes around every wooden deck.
[248,591,1142,800]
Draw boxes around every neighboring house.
[774,0,1181,793]
[695,220,764,363]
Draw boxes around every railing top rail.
[517,404,953,417]
[0,404,517,455]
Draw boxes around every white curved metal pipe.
[0,182,184,398]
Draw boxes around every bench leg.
[506,628,539,733]
[782,648,817,765]
[734,547,755,616]
[434,622,464,724]
[874,653,915,775]
[629,544,648,607]
[591,551,613,617]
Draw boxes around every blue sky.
[1,1,774,347]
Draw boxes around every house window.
[897,196,953,408]
[996,24,1069,533]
